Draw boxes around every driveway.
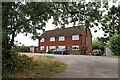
[22,53,118,78]
[54,55,118,78]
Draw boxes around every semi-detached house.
[39,26,92,55]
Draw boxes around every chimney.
[43,29,45,33]
[61,26,65,30]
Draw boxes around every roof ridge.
[45,26,84,32]
[41,25,85,38]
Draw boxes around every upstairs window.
[40,38,44,42]
[50,37,55,41]
[72,46,79,50]
[59,36,65,41]
[72,35,79,40]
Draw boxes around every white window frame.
[58,46,66,49]
[40,46,44,50]
[49,46,56,50]
[40,38,44,42]
[50,37,55,41]
[72,45,79,50]
[72,35,79,40]
[30,47,34,53]
[59,36,65,41]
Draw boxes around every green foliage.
[97,37,108,45]
[47,49,55,53]
[2,50,33,77]
[69,52,80,55]
[12,46,30,52]
[81,46,88,52]
[92,38,104,52]
[2,2,105,49]
[42,55,54,58]
[109,35,120,56]
[101,5,120,43]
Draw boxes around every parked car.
[52,49,69,55]
[92,49,103,56]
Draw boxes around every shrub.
[81,46,88,55]
[109,35,120,56]
[2,49,33,77]
[81,46,88,52]
[69,52,80,55]
[47,49,55,53]
[12,46,30,52]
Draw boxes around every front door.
[46,46,48,53]
[66,46,70,51]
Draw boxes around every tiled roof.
[41,26,84,38]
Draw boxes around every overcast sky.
[14,1,120,46]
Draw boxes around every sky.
[14,0,120,46]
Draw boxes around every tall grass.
[4,54,67,78]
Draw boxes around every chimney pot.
[43,29,45,33]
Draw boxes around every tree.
[109,35,120,56]
[100,5,120,43]
[2,2,53,49]
[92,38,104,52]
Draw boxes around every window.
[49,46,56,50]
[72,35,79,40]
[30,47,34,53]
[50,37,55,41]
[72,46,79,50]
[40,38,44,42]
[58,46,65,49]
[59,36,65,41]
[40,46,44,50]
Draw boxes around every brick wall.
[81,28,92,54]
[39,35,82,53]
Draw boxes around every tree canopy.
[2,2,119,49]
[92,37,104,52]
[100,5,120,43]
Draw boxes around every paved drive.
[23,53,118,78]
[54,55,118,78]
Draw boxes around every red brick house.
[39,26,92,55]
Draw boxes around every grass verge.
[88,55,120,58]
[8,53,67,78]
[103,56,120,58]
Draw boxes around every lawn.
[8,53,67,78]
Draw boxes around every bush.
[47,49,55,53]
[81,46,88,52]
[69,52,80,55]
[12,46,30,52]
[2,49,33,77]
[109,35,120,56]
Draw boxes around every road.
[22,53,118,78]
